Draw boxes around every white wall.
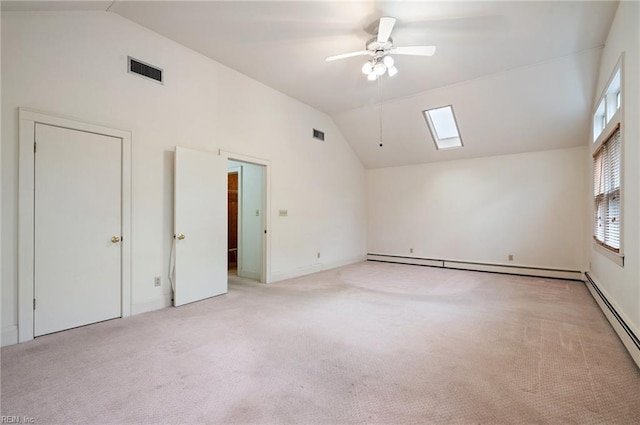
[228,160,264,280]
[0,13,6,347]
[1,12,367,345]
[367,147,588,271]
[587,1,640,339]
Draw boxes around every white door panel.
[34,123,122,336]
[174,147,227,306]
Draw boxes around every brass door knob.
[177,233,186,240]
[111,236,121,243]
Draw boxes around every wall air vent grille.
[128,57,163,84]
[313,129,325,141]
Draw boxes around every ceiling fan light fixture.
[326,15,437,84]
[374,61,387,76]
[361,61,373,75]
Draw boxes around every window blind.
[593,125,621,252]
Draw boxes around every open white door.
[174,147,227,306]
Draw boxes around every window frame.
[591,55,624,266]
[593,125,621,252]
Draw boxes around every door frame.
[17,108,132,343]
[220,150,271,283]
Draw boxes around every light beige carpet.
[1,262,639,424]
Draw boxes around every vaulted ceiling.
[2,1,619,168]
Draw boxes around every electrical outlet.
[317,252,321,259]
[154,276,161,287]
[410,248,414,253]
[256,209,260,216]
[508,254,514,261]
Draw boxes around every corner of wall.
[131,294,172,316]
[1,326,18,347]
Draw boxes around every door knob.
[111,236,121,243]
[176,233,186,240]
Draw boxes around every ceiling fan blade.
[377,17,396,43]
[325,50,372,62]
[390,46,437,57]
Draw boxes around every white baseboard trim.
[270,255,366,283]
[584,272,640,369]
[2,325,18,347]
[271,264,323,283]
[368,254,442,268]
[131,293,172,315]
[367,253,583,281]
[322,255,366,271]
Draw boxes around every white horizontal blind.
[593,126,621,252]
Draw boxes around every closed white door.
[34,123,122,336]
[174,147,227,306]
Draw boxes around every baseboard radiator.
[366,253,583,281]
[584,272,640,368]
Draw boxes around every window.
[593,126,621,252]
[593,67,621,141]
[592,58,623,260]
[423,105,463,149]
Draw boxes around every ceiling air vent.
[128,57,163,84]
[313,129,325,141]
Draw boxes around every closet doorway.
[227,159,266,282]
[227,171,239,272]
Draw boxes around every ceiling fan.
[325,17,436,80]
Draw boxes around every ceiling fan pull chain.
[378,77,383,148]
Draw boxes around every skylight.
[423,105,463,149]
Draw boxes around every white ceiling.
[2,1,619,168]
[333,48,601,168]
[106,0,617,114]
